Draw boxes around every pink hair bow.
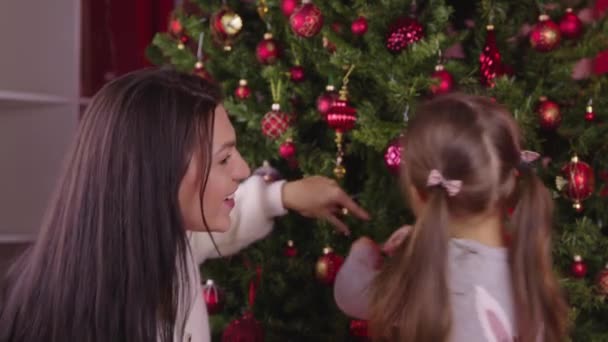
[520,150,540,163]
[426,169,462,196]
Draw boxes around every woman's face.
[178,104,251,232]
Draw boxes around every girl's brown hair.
[369,93,568,341]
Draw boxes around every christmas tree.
[147,0,608,340]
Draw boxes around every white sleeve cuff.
[265,180,288,218]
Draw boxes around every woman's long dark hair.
[0,67,222,342]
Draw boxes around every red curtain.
[81,0,174,97]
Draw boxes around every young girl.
[334,93,569,342]
[0,67,369,342]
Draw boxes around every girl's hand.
[381,225,412,256]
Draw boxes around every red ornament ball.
[323,36,337,54]
[561,156,595,209]
[290,65,306,83]
[316,85,339,117]
[384,138,402,175]
[559,8,583,40]
[571,255,588,278]
[284,240,298,257]
[537,97,562,130]
[211,7,243,40]
[280,0,300,17]
[385,16,424,53]
[169,19,183,36]
[530,14,561,52]
[261,104,290,139]
[585,103,596,122]
[202,279,224,315]
[279,139,297,159]
[222,311,264,342]
[326,97,357,133]
[349,320,370,340]
[235,79,251,100]
[315,247,344,285]
[330,21,345,34]
[430,64,454,95]
[256,33,281,65]
[597,264,608,296]
[253,160,282,183]
[194,62,214,83]
[289,1,324,38]
[351,16,369,36]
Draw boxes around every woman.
[0,67,369,342]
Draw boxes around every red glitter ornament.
[385,16,424,53]
[202,279,224,315]
[530,14,561,52]
[289,0,324,38]
[290,65,306,83]
[261,104,289,139]
[315,246,344,285]
[559,8,583,40]
[571,255,588,278]
[537,97,562,130]
[281,0,300,17]
[256,33,282,65]
[430,64,454,95]
[279,139,296,159]
[351,16,369,36]
[480,25,507,87]
[560,155,595,211]
[384,138,403,175]
[235,79,251,100]
[284,240,298,257]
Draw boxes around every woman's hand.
[282,176,370,235]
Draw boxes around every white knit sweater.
[177,175,287,342]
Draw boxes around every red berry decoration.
[315,246,344,285]
[537,97,562,130]
[261,104,289,139]
[351,16,369,36]
[289,0,324,38]
[256,33,282,65]
[430,64,454,95]
[571,255,588,278]
[559,8,583,40]
[530,14,561,52]
[385,16,424,53]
